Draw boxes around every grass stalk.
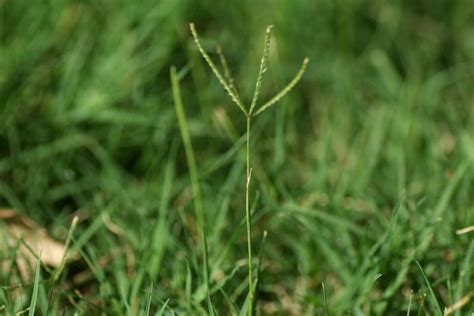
[245,114,254,315]
[190,23,307,315]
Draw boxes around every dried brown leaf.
[0,208,67,280]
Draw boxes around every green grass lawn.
[1,1,473,315]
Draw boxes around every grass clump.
[1,1,474,314]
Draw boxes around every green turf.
[1,0,473,315]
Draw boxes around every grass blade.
[53,216,79,282]
[171,66,212,311]
[322,282,330,316]
[415,260,443,315]
[144,283,153,316]
[156,299,170,316]
[407,290,413,316]
[28,256,41,316]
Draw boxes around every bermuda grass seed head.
[189,22,308,315]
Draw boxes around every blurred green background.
[1,0,473,314]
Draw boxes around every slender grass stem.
[245,114,254,316]
[189,23,307,315]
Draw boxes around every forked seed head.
[189,23,309,119]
